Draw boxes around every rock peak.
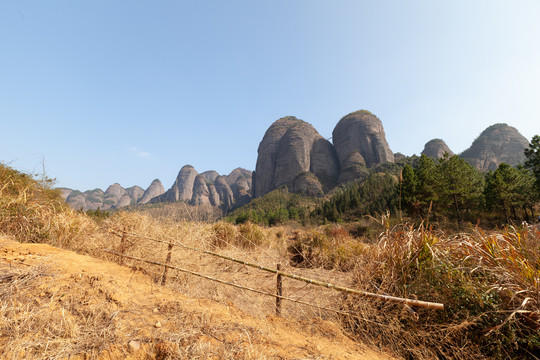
[332,110,394,182]
[421,139,454,159]
[460,123,529,171]
[253,116,339,197]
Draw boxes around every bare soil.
[0,237,397,359]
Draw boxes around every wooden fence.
[106,230,444,317]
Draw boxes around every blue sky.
[1,1,539,191]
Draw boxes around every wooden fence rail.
[108,230,444,310]
[104,249,371,319]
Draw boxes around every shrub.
[288,226,367,271]
[212,221,238,248]
[236,222,266,248]
[340,223,540,359]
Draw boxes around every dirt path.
[0,238,397,359]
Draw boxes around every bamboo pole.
[108,231,444,310]
[161,242,174,286]
[104,248,367,319]
[276,263,282,315]
[118,232,127,265]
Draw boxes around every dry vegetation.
[1,163,539,359]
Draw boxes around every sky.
[1,1,539,191]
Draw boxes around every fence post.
[276,263,282,315]
[161,242,174,285]
[119,231,127,265]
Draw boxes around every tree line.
[315,135,540,226]
[229,135,540,227]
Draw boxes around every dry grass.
[0,261,276,360]
[0,263,117,359]
[2,162,539,358]
[287,224,370,271]
[340,219,540,359]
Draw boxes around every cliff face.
[332,110,394,168]
[152,166,253,211]
[138,179,165,204]
[421,139,454,159]
[162,165,199,202]
[460,124,529,171]
[61,179,165,211]
[252,111,395,198]
[252,116,339,198]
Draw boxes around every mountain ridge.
[59,112,532,211]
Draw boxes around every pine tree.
[437,155,484,226]
[524,135,540,196]
[401,164,419,216]
[415,155,439,218]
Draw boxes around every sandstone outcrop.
[460,124,529,171]
[138,179,165,204]
[226,168,253,202]
[62,179,165,211]
[162,165,199,202]
[253,116,339,198]
[191,175,211,206]
[153,166,253,210]
[201,171,219,184]
[332,110,394,169]
[214,176,235,210]
[126,186,144,203]
[421,139,454,159]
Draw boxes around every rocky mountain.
[421,139,454,159]
[252,116,339,198]
[58,110,532,212]
[333,110,394,184]
[252,111,395,198]
[138,179,165,204]
[60,179,165,211]
[153,165,252,211]
[460,123,529,171]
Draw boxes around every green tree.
[514,166,537,221]
[485,164,518,222]
[415,155,439,218]
[524,135,540,195]
[437,155,484,226]
[485,164,537,223]
[400,164,419,216]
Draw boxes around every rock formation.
[138,179,165,204]
[421,139,454,159]
[214,176,235,209]
[62,179,164,211]
[200,171,219,184]
[61,109,532,214]
[162,165,199,202]
[332,110,394,169]
[226,168,253,200]
[253,116,339,198]
[62,166,251,212]
[191,175,212,206]
[460,124,529,171]
[153,166,253,210]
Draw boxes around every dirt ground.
[0,237,398,359]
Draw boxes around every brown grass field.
[1,163,539,359]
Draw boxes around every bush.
[340,223,540,359]
[212,221,238,248]
[236,222,266,248]
[288,226,367,271]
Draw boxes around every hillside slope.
[0,237,395,360]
